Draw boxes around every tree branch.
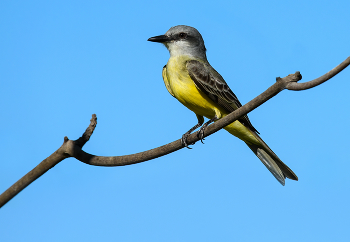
[286,56,350,90]
[0,57,349,208]
[0,115,97,208]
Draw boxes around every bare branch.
[0,57,349,208]
[0,115,98,208]
[75,114,97,148]
[286,56,350,90]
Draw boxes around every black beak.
[147,35,170,43]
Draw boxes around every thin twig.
[286,56,350,90]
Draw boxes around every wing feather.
[186,60,259,133]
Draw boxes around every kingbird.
[148,25,298,185]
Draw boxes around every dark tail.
[246,133,298,186]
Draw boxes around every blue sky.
[1,0,350,241]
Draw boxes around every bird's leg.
[197,116,218,144]
[182,115,204,149]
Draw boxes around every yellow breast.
[165,56,219,119]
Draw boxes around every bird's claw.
[197,126,206,144]
[181,132,192,149]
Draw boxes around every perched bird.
[148,25,298,185]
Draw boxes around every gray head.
[148,25,207,59]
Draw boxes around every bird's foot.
[197,116,218,144]
[181,132,193,149]
[197,124,208,144]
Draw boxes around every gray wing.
[186,60,258,133]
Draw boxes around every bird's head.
[148,25,207,59]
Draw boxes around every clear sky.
[1,0,350,241]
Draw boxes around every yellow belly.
[165,55,260,145]
[166,56,217,117]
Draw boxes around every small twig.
[75,114,97,148]
[286,56,350,90]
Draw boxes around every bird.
[148,25,298,185]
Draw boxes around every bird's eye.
[179,33,187,39]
